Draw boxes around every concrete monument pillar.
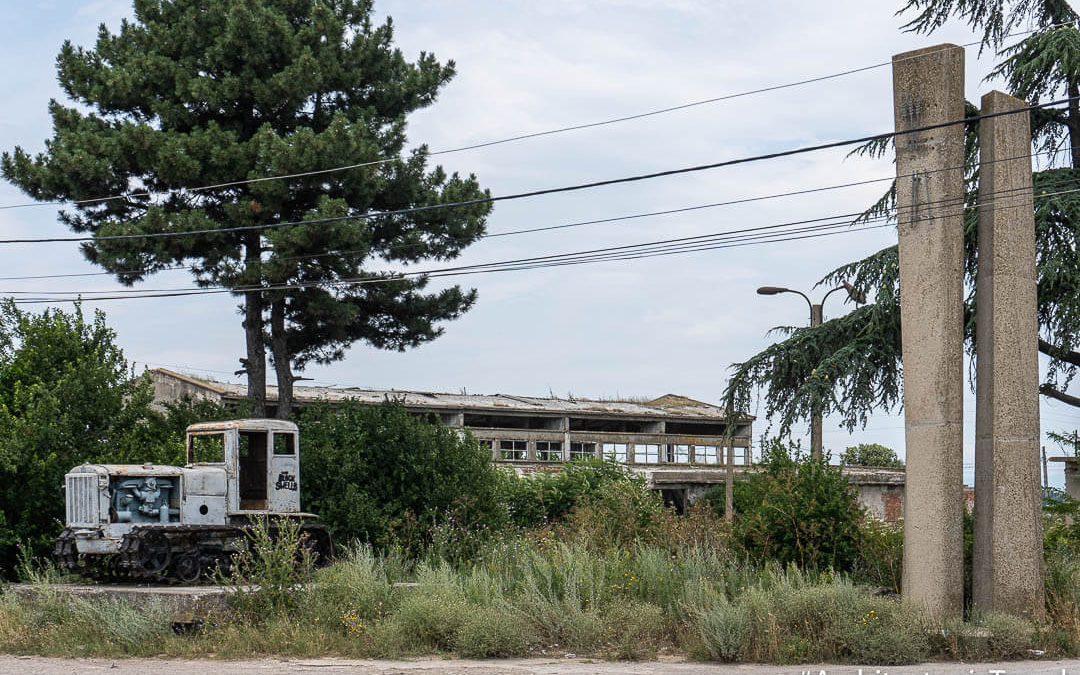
[973,91,1044,619]
[893,44,966,618]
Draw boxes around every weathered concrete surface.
[972,90,1045,619]
[5,584,231,617]
[1051,456,1080,500]
[3,657,1080,675]
[893,44,967,618]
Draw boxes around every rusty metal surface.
[153,368,752,422]
[185,419,299,433]
[70,463,185,477]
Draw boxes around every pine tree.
[2,0,491,417]
[725,0,1080,432]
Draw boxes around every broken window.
[536,441,562,461]
[477,439,494,458]
[570,442,596,460]
[273,433,296,455]
[634,443,660,464]
[602,443,628,463]
[696,445,720,465]
[188,433,225,464]
[667,444,690,464]
[499,439,527,461]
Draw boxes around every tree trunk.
[244,289,267,417]
[271,298,295,420]
[243,235,266,417]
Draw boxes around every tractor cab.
[185,419,301,516]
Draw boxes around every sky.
[0,0,1075,487]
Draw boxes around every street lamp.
[756,282,865,460]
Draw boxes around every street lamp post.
[756,282,864,460]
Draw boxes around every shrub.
[220,516,317,619]
[498,457,647,529]
[305,543,403,628]
[696,601,749,661]
[728,439,864,571]
[298,400,506,551]
[853,517,903,590]
[453,602,532,657]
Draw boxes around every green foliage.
[1049,428,1080,456]
[898,0,1076,50]
[853,518,904,591]
[296,399,505,550]
[220,517,317,620]
[497,457,651,529]
[1,0,492,412]
[725,246,903,433]
[0,301,226,577]
[3,540,1073,662]
[729,439,864,570]
[843,442,904,467]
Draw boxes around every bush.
[853,517,903,590]
[453,602,532,657]
[696,601,749,661]
[727,439,864,571]
[498,457,647,529]
[298,400,506,551]
[220,516,317,619]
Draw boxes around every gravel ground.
[1,656,1079,675]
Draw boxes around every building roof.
[150,368,752,422]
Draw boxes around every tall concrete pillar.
[893,44,966,618]
[973,90,1044,620]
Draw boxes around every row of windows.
[481,439,749,465]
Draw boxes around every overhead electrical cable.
[0,97,1074,247]
[0,23,1062,213]
[10,179,1073,304]
[6,211,876,296]
[0,144,1072,289]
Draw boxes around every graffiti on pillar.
[910,170,933,226]
[900,93,927,150]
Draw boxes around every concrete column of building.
[1065,459,1080,501]
[893,44,967,618]
[973,91,1045,619]
[562,416,571,461]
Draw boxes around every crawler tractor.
[55,419,331,583]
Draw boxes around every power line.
[10,176,1068,303]
[0,97,1074,248]
[0,28,1059,214]
[0,143,1066,283]
[7,170,1075,300]
[9,215,888,302]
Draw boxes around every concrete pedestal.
[893,44,967,618]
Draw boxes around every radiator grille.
[66,474,100,526]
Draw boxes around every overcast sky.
[0,1,1075,486]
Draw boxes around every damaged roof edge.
[148,368,754,422]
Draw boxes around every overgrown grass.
[0,538,1067,663]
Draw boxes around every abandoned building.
[148,367,906,520]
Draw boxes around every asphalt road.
[2,657,1079,675]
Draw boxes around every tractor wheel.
[136,530,171,575]
[172,552,201,584]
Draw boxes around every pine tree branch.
[1040,382,1080,408]
[1038,338,1080,368]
